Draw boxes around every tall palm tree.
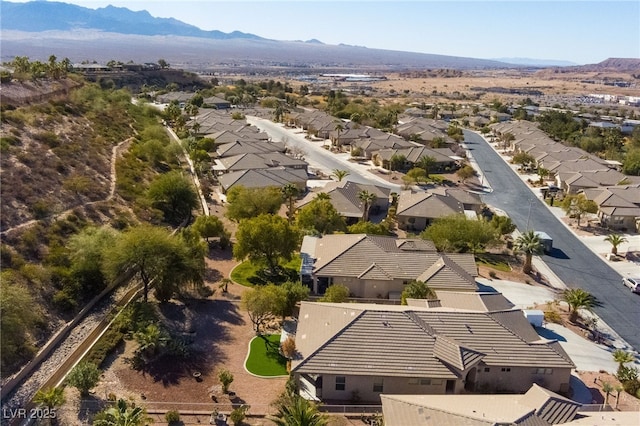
[604,233,627,255]
[602,381,613,406]
[514,230,543,274]
[271,394,328,426]
[331,169,350,182]
[358,190,376,222]
[333,122,344,147]
[612,349,635,373]
[562,288,596,323]
[282,183,299,224]
[416,155,436,177]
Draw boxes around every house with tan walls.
[291,301,575,404]
[299,234,477,297]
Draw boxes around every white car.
[622,277,640,294]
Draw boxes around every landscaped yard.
[231,256,301,287]
[245,334,288,377]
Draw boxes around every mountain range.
[2,1,637,72]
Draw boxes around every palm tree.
[282,183,299,224]
[614,384,624,409]
[315,192,331,200]
[416,155,436,177]
[602,381,613,406]
[358,190,376,222]
[612,349,635,373]
[604,233,627,255]
[271,394,328,426]
[134,324,167,360]
[331,169,350,182]
[537,167,549,184]
[514,230,543,274]
[94,399,151,426]
[33,387,65,424]
[562,288,596,323]
[332,122,344,147]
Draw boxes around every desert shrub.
[281,336,297,359]
[229,405,249,425]
[165,410,180,424]
[34,131,60,148]
[544,310,562,324]
[218,368,234,393]
[488,271,498,279]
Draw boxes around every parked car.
[622,277,640,294]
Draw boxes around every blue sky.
[5,0,640,64]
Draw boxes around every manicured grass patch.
[245,334,288,377]
[475,253,512,272]
[231,256,301,287]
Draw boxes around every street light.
[526,198,534,230]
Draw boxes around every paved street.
[463,130,640,352]
[246,117,402,191]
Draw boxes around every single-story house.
[373,146,457,172]
[217,167,307,193]
[292,301,574,403]
[300,234,478,296]
[583,184,640,232]
[212,152,308,174]
[396,191,464,232]
[215,140,286,158]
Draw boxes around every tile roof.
[396,191,463,218]
[217,167,307,191]
[297,181,390,218]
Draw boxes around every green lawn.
[245,334,288,377]
[231,256,301,287]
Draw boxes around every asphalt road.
[246,117,402,191]
[463,130,640,352]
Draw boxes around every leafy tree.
[103,225,205,302]
[421,214,498,253]
[562,288,596,323]
[93,398,152,426]
[560,194,598,227]
[66,361,101,396]
[226,185,283,222]
[622,148,640,175]
[331,169,350,181]
[512,152,535,168]
[134,323,169,360]
[1,277,40,370]
[456,165,476,183]
[514,230,543,274]
[358,190,376,222]
[604,233,627,255]
[416,155,436,177]
[158,58,169,69]
[319,284,350,302]
[282,183,300,224]
[280,281,310,319]
[233,214,299,275]
[191,215,228,245]
[347,221,390,235]
[401,280,436,305]
[147,171,199,224]
[67,226,119,296]
[537,167,549,184]
[242,286,278,332]
[389,154,406,171]
[218,368,234,393]
[405,167,427,185]
[296,198,346,235]
[490,215,516,237]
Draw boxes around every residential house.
[331,126,389,148]
[202,96,231,109]
[299,234,477,296]
[296,181,390,224]
[215,140,286,158]
[583,184,640,232]
[373,146,458,172]
[292,301,574,404]
[381,384,639,426]
[212,152,307,174]
[352,136,414,159]
[395,191,464,232]
[559,169,630,194]
[217,167,307,193]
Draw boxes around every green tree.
[67,226,119,296]
[147,171,199,224]
[158,58,169,69]
[416,155,436,177]
[622,148,640,175]
[191,215,228,244]
[560,194,598,227]
[421,214,498,253]
[271,393,328,426]
[612,349,635,375]
[389,154,406,171]
[347,221,390,235]
[319,284,350,302]
[1,277,39,370]
[66,361,101,396]
[280,281,310,319]
[134,323,168,360]
[226,185,283,222]
[33,387,65,417]
[282,183,300,224]
[93,398,152,426]
[562,288,596,323]
[537,167,549,184]
[233,214,299,275]
[602,381,613,406]
[401,280,436,305]
[512,152,535,169]
[604,233,627,255]
[219,369,234,393]
[103,225,205,302]
[296,198,346,235]
[405,167,427,185]
[456,165,476,183]
[490,215,516,237]
[514,230,544,274]
[358,190,376,222]
[331,169,350,181]
[242,286,278,332]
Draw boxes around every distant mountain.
[572,58,640,72]
[0,1,519,71]
[493,57,577,67]
[0,1,264,40]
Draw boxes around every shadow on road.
[545,248,570,259]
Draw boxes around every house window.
[484,367,490,372]
[408,378,419,385]
[501,367,511,372]
[373,377,384,393]
[420,379,431,386]
[545,368,553,375]
[335,376,346,391]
